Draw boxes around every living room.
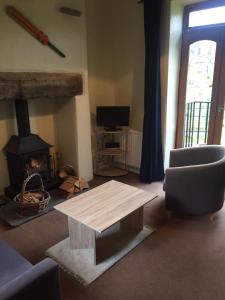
[1,0,225,299]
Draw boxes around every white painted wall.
[163,0,183,168]
[160,0,171,161]
[0,0,93,194]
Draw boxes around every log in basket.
[14,173,50,216]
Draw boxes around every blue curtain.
[140,0,164,183]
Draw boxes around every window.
[189,6,225,27]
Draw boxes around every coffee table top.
[55,180,158,233]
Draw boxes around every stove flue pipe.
[15,98,31,137]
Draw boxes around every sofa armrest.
[169,145,224,167]
[165,162,223,191]
[0,258,61,300]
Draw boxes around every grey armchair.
[0,239,61,300]
[164,145,225,216]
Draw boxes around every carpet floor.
[0,173,225,300]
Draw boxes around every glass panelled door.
[176,28,225,148]
[220,114,225,144]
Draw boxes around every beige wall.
[0,101,15,193]
[86,0,145,131]
[86,0,115,114]
[0,0,93,194]
[111,0,145,131]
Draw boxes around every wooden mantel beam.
[0,72,83,100]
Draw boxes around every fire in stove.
[26,155,48,174]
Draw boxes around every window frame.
[184,0,225,32]
[175,0,225,148]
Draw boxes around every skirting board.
[46,225,155,286]
[114,162,140,174]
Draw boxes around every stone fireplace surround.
[0,72,92,196]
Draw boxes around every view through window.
[184,40,216,147]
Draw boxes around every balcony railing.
[184,101,211,147]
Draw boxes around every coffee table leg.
[120,207,143,230]
[68,217,97,264]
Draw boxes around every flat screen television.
[96,106,130,130]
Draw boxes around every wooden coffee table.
[55,180,157,264]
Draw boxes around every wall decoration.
[59,6,82,17]
[6,6,66,58]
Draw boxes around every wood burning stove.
[4,98,58,198]
[0,72,83,199]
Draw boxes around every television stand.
[94,129,128,177]
[104,127,122,132]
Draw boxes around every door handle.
[217,106,225,116]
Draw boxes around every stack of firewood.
[58,165,89,198]
[19,192,43,204]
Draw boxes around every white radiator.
[116,129,143,169]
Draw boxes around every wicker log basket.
[14,173,50,216]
